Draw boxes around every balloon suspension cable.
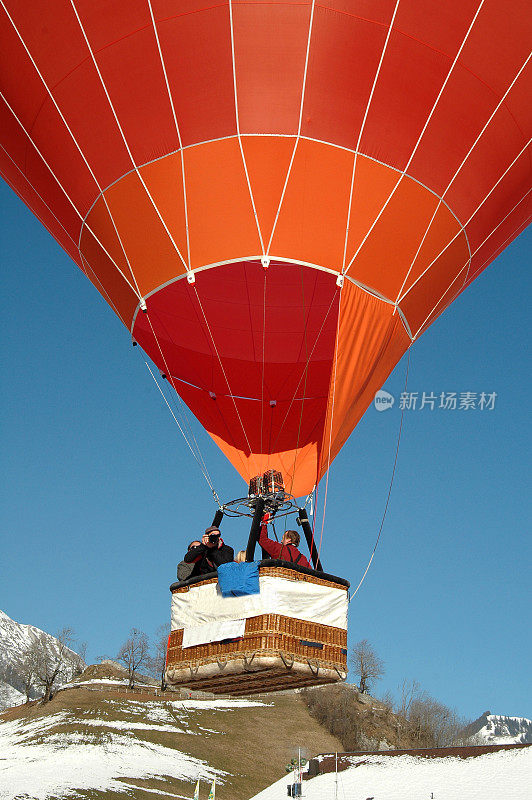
[349,347,411,601]
[317,288,343,564]
[143,359,221,508]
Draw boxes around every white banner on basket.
[172,575,348,632]
[182,618,246,648]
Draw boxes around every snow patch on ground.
[119,785,190,798]
[60,678,130,688]
[103,697,269,724]
[94,697,267,732]
[79,718,191,735]
[251,747,532,800]
[169,698,270,711]
[102,700,190,726]
[0,711,226,799]
[3,713,70,741]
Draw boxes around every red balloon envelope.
[1,1,530,496]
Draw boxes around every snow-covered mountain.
[0,681,24,711]
[0,610,85,710]
[465,711,532,744]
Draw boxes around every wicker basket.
[165,565,348,695]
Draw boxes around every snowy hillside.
[466,711,532,744]
[251,747,532,800]
[0,699,242,798]
[0,680,343,799]
[0,610,84,710]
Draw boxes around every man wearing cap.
[181,527,234,578]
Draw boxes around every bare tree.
[396,678,421,719]
[351,639,385,694]
[76,641,88,667]
[117,628,150,688]
[151,624,170,689]
[16,643,40,703]
[33,627,82,703]
[380,689,395,713]
[407,693,465,747]
[393,679,468,747]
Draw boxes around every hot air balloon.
[1,1,530,693]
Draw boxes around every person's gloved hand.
[262,512,270,524]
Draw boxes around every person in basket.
[177,527,234,580]
[258,513,310,568]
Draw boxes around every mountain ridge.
[464,710,532,744]
[0,609,85,710]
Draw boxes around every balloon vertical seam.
[228,0,266,255]
[147,0,192,271]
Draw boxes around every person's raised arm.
[258,513,280,558]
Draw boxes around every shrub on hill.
[302,685,362,750]
[302,682,470,751]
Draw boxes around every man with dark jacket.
[180,526,234,579]
[258,514,310,568]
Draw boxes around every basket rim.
[171,559,349,593]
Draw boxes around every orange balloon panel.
[1,1,530,496]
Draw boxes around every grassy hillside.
[0,667,343,800]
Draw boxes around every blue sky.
[1,177,530,723]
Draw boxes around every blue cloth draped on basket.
[217,561,260,597]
